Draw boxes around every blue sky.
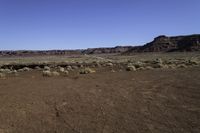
[0,0,200,50]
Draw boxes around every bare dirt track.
[0,68,200,133]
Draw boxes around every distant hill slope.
[82,46,134,54]
[0,34,200,56]
[124,34,200,54]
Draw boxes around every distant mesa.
[0,34,200,56]
[124,34,200,54]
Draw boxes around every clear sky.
[0,0,200,50]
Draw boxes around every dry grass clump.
[11,70,18,76]
[52,71,60,76]
[58,67,65,72]
[177,64,188,68]
[158,64,169,68]
[0,69,4,73]
[35,66,41,70]
[42,71,60,77]
[44,66,51,71]
[72,66,78,70]
[94,62,101,68]
[106,62,113,67]
[66,66,72,71]
[63,70,69,76]
[80,68,96,74]
[152,58,169,69]
[145,66,154,70]
[0,68,18,76]
[0,73,5,78]
[132,61,145,69]
[188,59,199,65]
[22,67,31,71]
[110,69,116,73]
[137,67,145,70]
[18,67,31,72]
[42,70,52,77]
[167,64,176,69]
[57,66,69,76]
[51,71,60,76]
[0,69,12,73]
[126,65,136,71]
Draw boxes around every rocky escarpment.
[0,34,200,56]
[124,34,200,54]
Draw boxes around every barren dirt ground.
[0,67,200,133]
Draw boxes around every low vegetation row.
[0,57,199,78]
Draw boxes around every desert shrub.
[0,73,5,78]
[11,70,18,75]
[17,69,24,72]
[177,64,187,68]
[80,68,96,74]
[42,70,52,77]
[72,66,78,70]
[155,58,163,64]
[22,67,30,71]
[0,69,12,73]
[168,64,176,69]
[63,70,69,76]
[110,69,116,73]
[52,71,60,76]
[78,64,84,68]
[58,67,65,72]
[145,66,154,70]
[106,63,113,67]
[132,61,144,68]
[188,59,199,65]
[44,66,51,71]
[66,66,72,71]
[95,62,101,67]
[35,66,41,70]
[137,67,145,70]
[126,65,136,71]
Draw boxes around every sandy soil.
[0,67,200,133]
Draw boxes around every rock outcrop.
[124,34,200,54]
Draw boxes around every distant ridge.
[0,34,200,56]
[124,34,200,54]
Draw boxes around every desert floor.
[0,67,200,133]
